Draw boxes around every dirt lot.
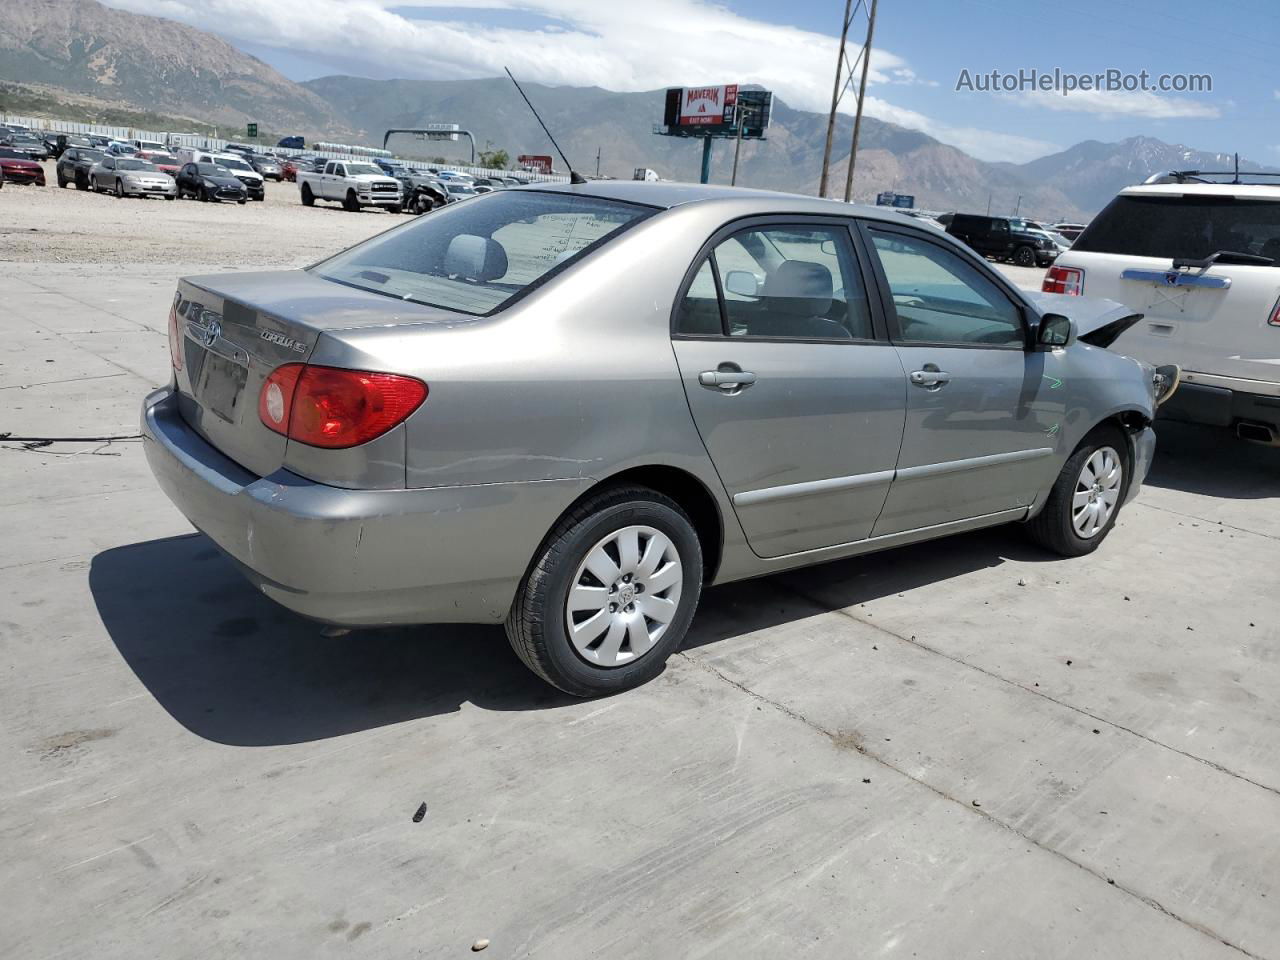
[2,172,1278,960]
[0,160,398,265]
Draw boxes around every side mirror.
[1037,313,1075,349]
[723,270,760,298]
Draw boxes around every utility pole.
[730,103,745,186]
[1013,194,1022,216]
[985,192,992,215]
[843,0,878,203]
[596,146,601,178]
[818,0,855,198]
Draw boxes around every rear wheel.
[505,486,703,697]
[301,183,314,206]
[1026,426,1129,557]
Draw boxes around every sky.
[110,0,1279,164]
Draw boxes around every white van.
[1047,175,1280,445]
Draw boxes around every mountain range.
[3,0,1277,219]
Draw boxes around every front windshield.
[195,163,229,176]
[345,163,384,176]
[78,150,105,162]
[219,158,251,171]
[118,160,156,172]
[313,191,653,316]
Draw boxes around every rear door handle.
[699,368,757,390]
[910,369,951,388]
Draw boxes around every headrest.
[762,260,833,316]
[443,234,508,281]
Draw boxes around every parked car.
[50,133,93,159]
[441,181,478,202]
[278,135,305,150]
[297,159,402,212]
[131,138,168,154]
[0,148,45,185]
[946,213,1058,268]
[2,132,50,160]
[250,155,283,180]
[55,147,106,189]
[395,173,448,214]
[141,183,1169,696]
[211,153,266,199]
[224,143,256,157]
[107,141,139,157]
[87,135,112,149]
[138,149,181,176]
[89,157,176,198]
[1052,222,1088,243]
[174,162,248,203]
[280,157,301,182]
[1047,174,1280,445]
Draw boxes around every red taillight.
[258,363,427,448]
[1269,296,1280,327]
[1042,265,1085,296]
[167,304,184,371]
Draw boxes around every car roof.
[532,179,922,224]
[1120,182,1280,201]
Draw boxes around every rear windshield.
[1075,195,1280,262]
[313,191,653,315]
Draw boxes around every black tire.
[237,197,247,205]
[388,204,401,214]
[301,184,315,207]
[505,485,704,697]
[1013,245,1036,267]
[114,179,124,198]
[164,195,175,201]
[57,173,67,188]
[201,187,211,202]
[343,190,360,212]
[1025,425,1130,557]
[75,175,88,191]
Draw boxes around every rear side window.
[1075,195,1280,262]
[676,224,873,341]
[313,191,652,316]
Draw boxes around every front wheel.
[57,174,67,188]
[506,486,703,697]
[1025,426,1129,557]
[1013,245,1036,267]
[114,179,124,198]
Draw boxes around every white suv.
[1046,174,1280,445]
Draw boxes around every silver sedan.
[91,156,176,199]
[142,183,1170,695]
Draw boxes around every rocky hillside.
[0,0,347,136]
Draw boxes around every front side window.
[313,190,652,316]
[676,223,872,340]
[870,230,1024,347]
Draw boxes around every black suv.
[944,213,1057,267]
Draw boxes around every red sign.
[518,154,553,174]
[678,85,738,126]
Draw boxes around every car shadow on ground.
[92,524,1052,747]
[1145,420,1280,499]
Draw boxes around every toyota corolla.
[142,183,1171,696]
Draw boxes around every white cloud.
[1017,88,1219,120]
[103,0,1052,160]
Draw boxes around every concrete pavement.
[1,262,1278,959]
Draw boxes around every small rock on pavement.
[472,939,490,952]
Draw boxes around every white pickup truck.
[298,160,402,212]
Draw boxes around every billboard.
[417,123,460,142]
[664,85,739,129]
[518,154,553,174]
[876,191,916,209]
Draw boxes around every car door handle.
[910,369,951,388]
[699,369,757,390]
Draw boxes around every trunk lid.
[171,269,460,477]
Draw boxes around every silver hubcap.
[1072,446,1122,539]
[565,525,683,668]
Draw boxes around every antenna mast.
[504,67,586,184]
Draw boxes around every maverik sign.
[664,85,739,129]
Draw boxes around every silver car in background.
[90,156,177,199]
[142,183,1167,696]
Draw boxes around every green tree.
[477,148,510,170]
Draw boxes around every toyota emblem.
[202,319,221,347]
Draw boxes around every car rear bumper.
[1159,379,1280,434]
[141,388,589,626]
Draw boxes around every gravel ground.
[0,161,401,267]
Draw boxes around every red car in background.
[281,158,300,182]
[0,148,45,185]
[138,149,181,176]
